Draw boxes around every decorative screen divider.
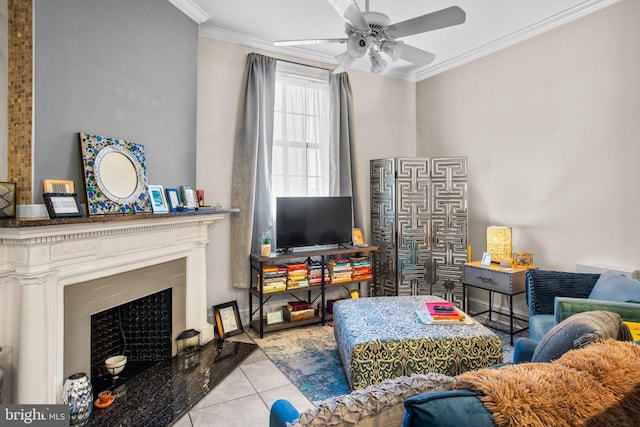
[370,157,468,306]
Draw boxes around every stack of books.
[350,256,372,281]
[286,263,309,289]
[307,261,323,287]
[327,257,352,284]
[425,301,466,322]
[284,301,315,322]
[261,265,287,293]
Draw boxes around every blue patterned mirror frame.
[79,132,153,215]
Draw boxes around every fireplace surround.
[0,212,231,403]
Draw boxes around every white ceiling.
[174,0,619,81]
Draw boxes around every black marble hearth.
[88,339,257,426]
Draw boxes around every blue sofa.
[270,310,634,427]
[526,269,640,341]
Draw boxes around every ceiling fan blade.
[398,44,436,66]
[327,0,370,32]
[333,50,356,74]
[274,38,347,47]
[387,6,466,38]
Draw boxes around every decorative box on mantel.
[0,210,237,404]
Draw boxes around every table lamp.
[486,226,512,264]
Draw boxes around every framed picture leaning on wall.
[0,182,16,219]
[165,187,181,212]
[147,185,168,214]
[42,193,82,218]
[212,301,243,339]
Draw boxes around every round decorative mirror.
[94,145,145,205]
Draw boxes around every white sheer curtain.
[272,62,330,197]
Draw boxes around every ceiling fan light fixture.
[381,40,405,61]
[369,49,387,74]
[346,34,368,57]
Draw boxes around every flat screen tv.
[276,196,353,250]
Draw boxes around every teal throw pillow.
[588,270,640,303]
[403,390,495,427]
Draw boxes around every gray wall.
[33,0,197,204]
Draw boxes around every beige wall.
[196,38,416,314]
[417,0,640,276]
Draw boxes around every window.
[272,62,330,197]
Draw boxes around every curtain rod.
[275,57,333,73]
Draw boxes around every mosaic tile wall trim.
[7,0,33,205]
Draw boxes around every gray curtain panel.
[329,72,364,233]
[230,53,276,289]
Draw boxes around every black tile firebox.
[90,288,172,383]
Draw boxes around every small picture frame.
[352,228,367,247]
[180,185,198,209]
[212,300,243,339]
[0,182,16,219]
[266,309,284,325]
[481,252,493,267]
[43,193,82,218]
[147,185,168,214]
[165,188,181,212]
[43,179,74,194]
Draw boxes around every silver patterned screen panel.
[396,158,432,296]
[370,157,468,305]
[370,158,397,296]
[430,157,468,305]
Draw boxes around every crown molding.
[168,0,211,24]
[198,0,619,82]
[198,25,413,81]
[415,0,621,81]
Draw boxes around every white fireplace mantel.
[0,212,229,403]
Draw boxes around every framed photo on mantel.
[42,193,82,218]
[180,185,198,209]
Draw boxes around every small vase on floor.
[60,372,93,426]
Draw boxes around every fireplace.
[64,259,187,383]
[90,289,173,380]
[0,214,225,403]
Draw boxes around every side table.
[463,261,530,345]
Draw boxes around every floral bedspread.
[333,296,503,390]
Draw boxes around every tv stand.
[249,245,378,338]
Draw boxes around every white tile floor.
[173,333,314,427]
[172,325,516,426]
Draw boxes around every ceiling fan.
[274,0,466,74]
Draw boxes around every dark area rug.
[88,339,256,426]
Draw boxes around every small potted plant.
[260,232,272,256]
